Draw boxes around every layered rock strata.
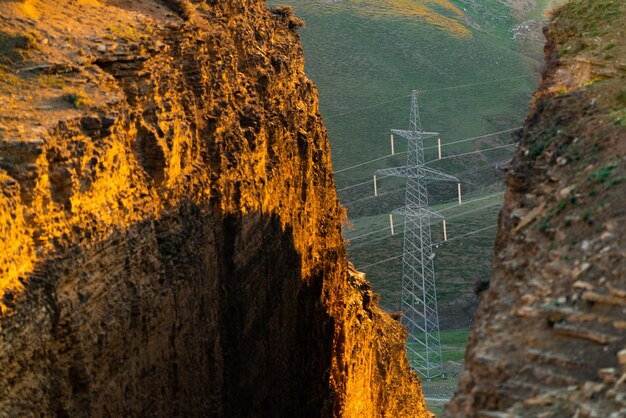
[446,0,626,416]
[0,1,427,416]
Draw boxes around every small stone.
[571,263,591,280]
[573,281,593,290]
[97,44,107,52]
[614,321,626,330]
[601,231,616,241]
[581,240,591,251]
[521,294,535,305]
[609,286,626,298]
[598,368,617,384]
[618,349,626,367]
[582,381,604,398]
[557,156,568,166]
[560,185,575,197]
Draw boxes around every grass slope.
[266,0,547,314]
[267,0,555,410]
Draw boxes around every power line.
[438,191,505,213]
[454,158,511,177]
[346,194,504,242]
[433,224,497,245]
[423,127,521,151]
[338,157,510,202]
[358,254,403,270]
[417,76,529,94]
[356,223,498,269]
[469,19,543,66]
[426,143,516,163]
[325,95,410,121]
[343,187,402,206]
[324,75,533,122]
[347,200,502,249]
[346,225,391,241]
[337,177,382,192]
[335,155,395,174]
[334,127,519,174]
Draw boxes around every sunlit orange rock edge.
[0,2,430,417]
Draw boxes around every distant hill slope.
[271,0,551,323]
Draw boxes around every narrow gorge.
[1,0,625,417]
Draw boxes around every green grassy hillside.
[267,0,546,317]
[267,0,555,408]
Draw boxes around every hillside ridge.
[445,0,626,415]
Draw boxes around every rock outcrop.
[0,1,427,416]
[446,0,626,416]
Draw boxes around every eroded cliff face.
[0,1,427,416]
[446,0,626,416]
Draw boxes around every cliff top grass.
[550,0,626,91]
[0,0,167,145]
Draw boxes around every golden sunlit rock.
[0,0,429,416]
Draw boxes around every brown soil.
[445,0,626,416]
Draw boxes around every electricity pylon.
[376,90,458,380]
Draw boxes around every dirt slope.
[445,0,626,416]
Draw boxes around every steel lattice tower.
[375,90,458,380]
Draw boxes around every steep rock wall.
[0,1,427,416]
[446,0,626,416]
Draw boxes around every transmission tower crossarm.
[391,129,439,140]
[375,166,459,183]
[391,206,444,219]
[422,166,459,183]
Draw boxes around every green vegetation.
[582,208,593,224]
[269,0,538,183]
[591,164,615,183]
[538,216,551,233]
[412,328,470,414]
[555,199,568,215]
[0,66,23,93]
[65,89,92,108]
[268,0,554,406]
[106,23,148,43]
[552,0,625,52]
[37,74,65,89]
[346,189,503,310]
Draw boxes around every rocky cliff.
[0,1,427,416]
[446,0,626,416]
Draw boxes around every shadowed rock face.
[0,0,428,416]
[445,1,626,416]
